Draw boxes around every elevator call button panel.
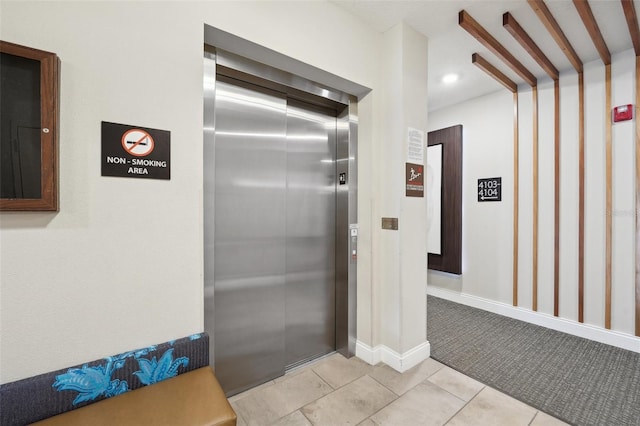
[350,224,358,263]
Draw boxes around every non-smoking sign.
[102,121,171,180]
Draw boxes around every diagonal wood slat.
[503,12,559,80]
[528,0,583,73]
[459,10,537,86]
[621,0,640,56]
[570,0,613,327]
[529,0,585,321]
[472,53,518,93]
[573,0,611,65]
[503,9,561,314]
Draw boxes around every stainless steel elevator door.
[209,76,337,395]
[212,77,288,395]
[285,100,336,368]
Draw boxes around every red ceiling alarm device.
[613,104,633,122]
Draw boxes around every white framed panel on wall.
[537,77,556,316]
[517,86,534,311]
[583,58,607,329]
[558,69,580,322]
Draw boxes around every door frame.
[203,46,358,368]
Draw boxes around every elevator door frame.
[203,48,357,389]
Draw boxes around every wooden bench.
[32,367,235,426]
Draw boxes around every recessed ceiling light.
[442,74,459,84]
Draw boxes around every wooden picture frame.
[1,40,60,211]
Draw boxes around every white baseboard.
[427,286,640,354]
[356,340,431,372]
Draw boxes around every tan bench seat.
[32,367,236,426]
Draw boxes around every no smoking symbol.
[121,129,154,157]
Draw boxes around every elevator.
[203,49,358,396]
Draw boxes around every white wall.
[428,89,514,305]
[0,0,383,383]
[428,50,640,344]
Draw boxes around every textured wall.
[0,0,382,383]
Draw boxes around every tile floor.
[229,353,569,426]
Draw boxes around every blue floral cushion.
[0,333,209,426]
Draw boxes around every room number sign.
[477,177,501,202]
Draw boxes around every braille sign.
[102,121,170,180]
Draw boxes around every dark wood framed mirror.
[1,41,59,211]
[427,124,462,275]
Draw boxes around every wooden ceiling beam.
[573,0,611,65]
[528,0,583,73]
[459,10,537,86]
[503,12,559,80]
[621,0,640,56]
[472,53,518,93]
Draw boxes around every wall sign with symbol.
[121,129,154,156]
[477,177,501,202]
[102,121,170,180]
[405,163,424,197]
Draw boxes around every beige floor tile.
[229,380,276,403]
[530,411,570,426]
[301,375,397,425]
[232,392,279,426]
[271,411,313,426]
[230,401,248,426]
[312,354,374,389]
[369,381,465,426]
[356,420,376,426]
[446,387,537,426]
[234,370,333,426]
[426,366,484,401]
[369,357,444,396]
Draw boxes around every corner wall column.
[356,22,429,372]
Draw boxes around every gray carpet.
[427,295,640,426]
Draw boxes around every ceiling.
[333,0,640,111]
